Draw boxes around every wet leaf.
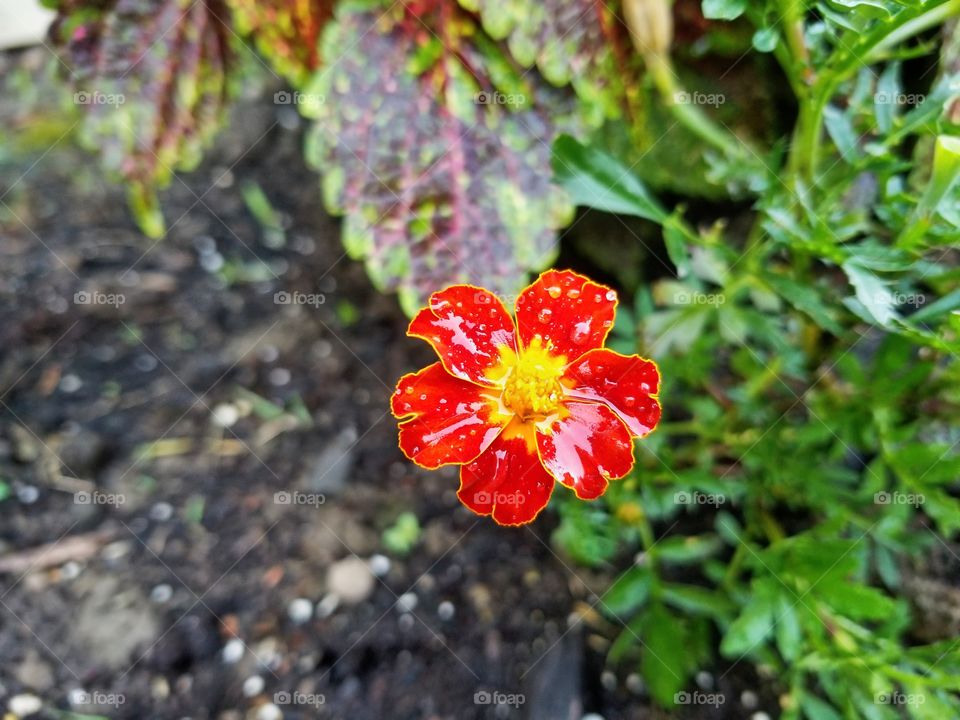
[458,0,639,123]
[47,0,237,237]
[227,0,335,85]
[302,1,581,314]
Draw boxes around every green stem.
[645,53,749,163]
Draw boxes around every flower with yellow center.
[393,269,662,526]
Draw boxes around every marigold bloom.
[391,269,661,526]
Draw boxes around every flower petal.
[408,285,516,386]
[458,421,555,526]
[537,402,634,500]
[564,349,661,437]
[515,269,617,362]
[392,363,504,469]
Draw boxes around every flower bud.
[623,0,674,59]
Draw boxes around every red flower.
[391,270,661,526]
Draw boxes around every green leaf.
[842,260,899,328]
[227,0,334,86]
[383,511,421,556]
[702,0,747,21]
[752,27,779,52]
[824,104,861,162]
[457,0,637,123]
[602,566,652,617]
[655,535,723,564]
[800,692,843,720]
[720,588,775,658]
[552,134,668,222]
[303,2,581,313]
[47,0,237,237]
[642,603,689,706]
[764,272,844,334]
[774,593,803,661]
[663,220,692,279]
[661,583,734,619]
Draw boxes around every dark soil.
[0,48,779,720]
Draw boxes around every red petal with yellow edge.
[537,402,634,500]
[564,348,662,437]
[392,363,505,469]
[408,285,516,386]
[458,421,555,526]
[515,269,617,362]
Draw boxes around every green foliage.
[382,511,421,556]
[552,1,960,715]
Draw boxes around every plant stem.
[644,52,748,163]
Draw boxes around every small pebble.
[242,675,265,698]
[134,354,158,372]
[288,598,314,625]
[60,374,83,393]
[150,502,174,522]
[625,673,645,694]
[315,593,340,619]
[398,614,414,631]
[257,345,279,363]
[61,561,82,580]
[151,676,170,700]
[9,694,43,715]
[222,638,245,664]
[268,368,291,386]
[101,540,130,561]
[212,403,240,428]
[200,252,225,273]
[257,703,283,720]
[368,554,391,577]
[326,557,375,604]
[150,584,173,603]
[696,670,714,690]
[741,690,759,710]
[601,670,616,691]
[396,592,418,613]
[16,485,39,504]
[437,601,455,621]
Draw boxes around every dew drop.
[594,293,602,302]
[405,386,414,394]
[419,394,427,400]
[570,324,590,345]
[605,290,616,301]
[624,396,636,407]
[567,288,580,299]
[547,286,562,299]
[538,308,553,323]
[602,319,612,328]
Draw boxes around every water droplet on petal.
[538,308,553,323]
[547,286,562,299]
[419,394,427,400]
[605,290,616,301]
[624,396,636,407]
[405,386,414,395]
[567,288,580,299]
[602,319,612,328]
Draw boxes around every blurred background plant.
[30,0,960,717]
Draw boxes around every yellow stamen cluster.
[498,339,567,421]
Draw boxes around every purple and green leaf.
[457,0,641,124]
[301,0,584,314]
[46,0,237,237]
